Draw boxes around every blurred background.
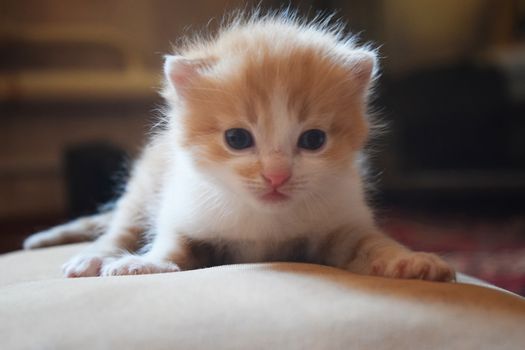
[1,0,524,294]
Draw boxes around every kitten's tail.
[23,211,113,249]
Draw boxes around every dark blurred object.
[382,63,522,171]
[376,62,525,212]
[64,142,127,218]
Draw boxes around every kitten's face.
[167,47,372,210]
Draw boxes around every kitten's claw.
[100,255,180,276]
[62,254,106,278]
[371,252,455,282]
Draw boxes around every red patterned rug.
[381,212,525,295]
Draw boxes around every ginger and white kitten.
[24,13,455,282]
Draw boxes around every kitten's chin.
[260,190,290,203]
[244,189,293,210]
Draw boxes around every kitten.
[24,13,455,282]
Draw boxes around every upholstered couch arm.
[1,244,524,349]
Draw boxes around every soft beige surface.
[1,244,524,350]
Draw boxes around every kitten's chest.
[185,236,315,267]
[180,202,328,242]
[165,178,328,240]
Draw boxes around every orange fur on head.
[164,14,377,189]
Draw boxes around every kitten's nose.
[262,171,291,188]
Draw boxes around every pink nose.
[262,171,291,188]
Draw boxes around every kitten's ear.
[346,49,377,93]
[163,55,210,96]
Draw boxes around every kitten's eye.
[225,128,254,150]
[298,129,326,150]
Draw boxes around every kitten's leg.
[23,212,112,249]
[62,197,148,278]
[101,150,202,276]
[324,227,455,282]
[63,141,166,278]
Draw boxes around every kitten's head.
[163,17,377,210]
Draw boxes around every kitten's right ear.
[345,49,378,94]
[163,55,209,96]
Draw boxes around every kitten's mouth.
[260,190,289,203]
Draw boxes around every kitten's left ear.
[163,55,211,96]
[346,49,377,93]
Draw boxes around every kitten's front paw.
[62,254,108,278]
[100,255,180,276]
[370,252,455,282]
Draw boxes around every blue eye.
[298,129,326,150]
[225,128,254,150]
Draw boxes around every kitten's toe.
[101,256,180,276]
[408,252,455,282]
[373,252,455,282]
[62,254,105,278]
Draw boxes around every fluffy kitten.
[24,13,455,282]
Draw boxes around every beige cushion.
[0,244,524,349]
